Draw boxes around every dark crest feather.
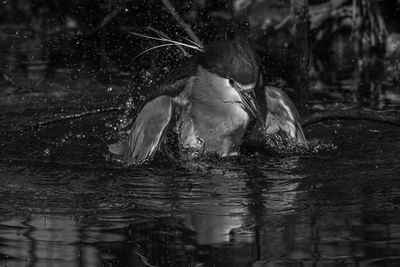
[198,38,259,85]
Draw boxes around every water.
[2,32,400,267]
[1,74,400,266]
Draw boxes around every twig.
[85,6,124,35]
[30,106,123,129]
[274,14,292,30]
[160,0,203,47]
[302,109,400,128]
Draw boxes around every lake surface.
[2,30,400,266]
[1,70,400,267]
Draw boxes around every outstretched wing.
[264,86,308,148]
[109,59,197,165]
[109,95,173,164]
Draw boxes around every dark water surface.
[1,74,400,267]
[1,33,400,266]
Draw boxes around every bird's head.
[197,38,266,124]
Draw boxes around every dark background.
[1,0,400,107]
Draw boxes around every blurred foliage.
[0,0,400,106]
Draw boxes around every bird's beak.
[234,83,265,126]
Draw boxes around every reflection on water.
[1,117,400,266]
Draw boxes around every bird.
[109,38,308,164]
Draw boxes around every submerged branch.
[302,109,400,128]
[31,106,123,129]
[30,107,400,131]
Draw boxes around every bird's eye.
[229,78,235,87]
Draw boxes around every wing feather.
[264,86,308,148]
[109,96,173,164]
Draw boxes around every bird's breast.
[176,66,250,156]
[178,103,249,156]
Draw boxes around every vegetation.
[1,0,400,108]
